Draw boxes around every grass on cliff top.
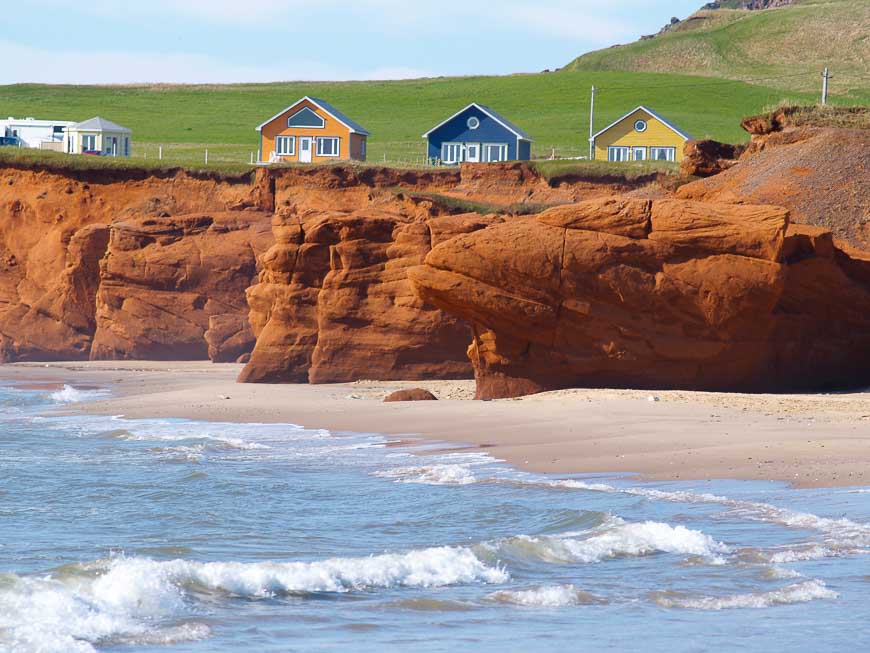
[566,0,870,96]
[749,103,870,130]
[0,66,837,172]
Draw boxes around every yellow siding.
[594,108,688,162]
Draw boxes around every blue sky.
[1,1,704,84]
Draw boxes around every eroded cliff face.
[409,197,870,399]
[0,167,274,361]
[238,207,502,383]
[677,126,870,250]
[0,161,629,368]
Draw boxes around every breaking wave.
[0,547,508,652]
[653,579,838,610]
[487,585,603,607]
[481,516,729,565]
[49,385,107,404]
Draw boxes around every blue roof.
[476,104,533,141]
[308,97,370,136]
[422,102,533,141]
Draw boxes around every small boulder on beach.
[383,388,439,402]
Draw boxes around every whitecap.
[488,584,603,607]
[653,579,838,610]
[49,385,106,404]
[484,516,729,565]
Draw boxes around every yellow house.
[591,106,692,163]
[256,96,369,164]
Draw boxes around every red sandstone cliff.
[0,162,629,367]
[409,197,870,399]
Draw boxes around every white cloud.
[0,40,432,84]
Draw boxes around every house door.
[299,137,313,163]
[465,143,480,163]
[633,146,647,161]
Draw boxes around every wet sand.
[3,361,869,488]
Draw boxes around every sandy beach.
[3,360,869,489]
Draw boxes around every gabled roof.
[590,106,692,142]
[255,96,370,136]
[421,102,533,141]
[69,116,131,133]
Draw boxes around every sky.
[1,1,704,84]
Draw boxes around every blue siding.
[426,106,530,162]
[518,140,531,161]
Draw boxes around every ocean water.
[1,383,869,652]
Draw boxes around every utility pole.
[589,85,596,160]
[822,68,829,106]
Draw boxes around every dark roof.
[421,102,533,141]
[308,97,371,136]
[476,104,533,141]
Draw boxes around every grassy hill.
[0,70,832,170]
[566,0,870,97]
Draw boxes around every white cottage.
[64,117,132,157]
[0,117,75,149]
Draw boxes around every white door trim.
[299,136,313,163]
[465,142,481,163]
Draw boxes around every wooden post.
[589,85,596,160]
[205,149,209,165]
[822,68,830,105]
[159,145,163,160]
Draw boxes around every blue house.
[423,103,533,164]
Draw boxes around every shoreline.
[4,361,869,489]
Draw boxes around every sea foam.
[654,579,838,610]
[485,517,729,565]
[0,546,507,652]
[49,385,106,404]
[487,585,603,607]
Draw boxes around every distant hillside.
[566,0,870,97]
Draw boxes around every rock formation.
[679,114,870,250]
[409,197,870,399]
[238,207,502,383]
[384,388,438,402]
[680,140,746,177]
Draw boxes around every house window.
[649,147,676,162]
[82,134,96,151]
[316,137,340,157]
[276,135,296,156]
[287,107,325,129]
[634,120,647,133]
[124,137,130,156]
[632,146,647,161]
[360,139,366,158]
[608,146,630,162]
[441,142,464,164]
[483,143,508,162]
[467,116,480,130]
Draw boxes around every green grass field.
[567,0,870,95]
[0,66,863,172]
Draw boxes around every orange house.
[256,96,369,164]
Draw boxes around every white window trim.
[441,142,464,164]
[287,108,325,129]
[649,146,677,162]
[316,136,340,157]
[81,134,97,151]
[632,146,647,161]
[482,142,508,163]
[276,135,296,156]
[608,146,630,162]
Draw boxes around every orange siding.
[349,133,367,161]
[259,99,356,164]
